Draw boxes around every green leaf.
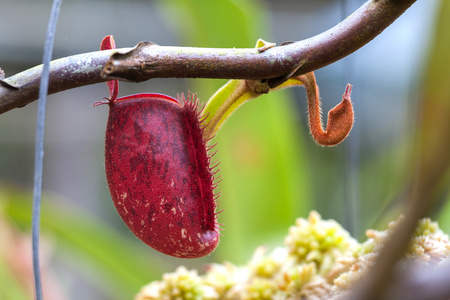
[0,185,166,300]
[0,259,29,300]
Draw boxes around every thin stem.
[32,0,62,300]
[0,0,416,115]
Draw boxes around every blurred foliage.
[0,258,29,300]
[0,184,165,300]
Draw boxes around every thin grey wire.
[32,0,62,299]
[341,0,360,238]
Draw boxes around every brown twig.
[0,50,124,114]
[102,0,416,84]
[0,0,416,116]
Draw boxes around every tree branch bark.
[0,0,416,115]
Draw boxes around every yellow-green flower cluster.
[409,218,450,263]
[136,212,450,300]
[136,266,219,300]
[284,211,359,275]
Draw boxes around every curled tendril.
[299,72,354,146]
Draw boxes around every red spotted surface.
[97,36,220,258]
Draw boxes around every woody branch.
[0,0,416,115]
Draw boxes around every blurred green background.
[0,0,448,299]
